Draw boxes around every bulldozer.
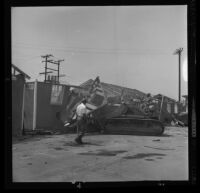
[62,77,165,136]
[88,100,165,136]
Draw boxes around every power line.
[12,55,40,62]
[12,42,176,55]
[13,41,142,52]
[12,51,41,58]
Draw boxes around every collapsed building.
[78,79,186,125]
[12,69,187,135]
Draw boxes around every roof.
[154,94,176,102]
[102,82,146,98]
[12,64,31,79]
[26,81,84,89]
[80,79,93,90]
[80,79,146,98]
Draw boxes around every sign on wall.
[50,85,65,105]
[174,103,178,114]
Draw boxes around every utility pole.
[56,60,64,83]
[40,55,64,84]
[41,54,53,82]
[173,48,183,102]
[43,58,64,84]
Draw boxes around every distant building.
[154,94,187,122]
[12,64,31,80]
[153,94,178,114]
[182,95,188,112]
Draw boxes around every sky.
[11,6,188,100]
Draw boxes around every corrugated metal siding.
[36,82,71,130]
[24,82,34,130]
[12,75,25,135]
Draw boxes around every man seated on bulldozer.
[141,93,159,118]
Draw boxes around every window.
[50,85,65,105]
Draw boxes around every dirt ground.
[12,126,188,182]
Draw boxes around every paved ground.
[12,126,188,182]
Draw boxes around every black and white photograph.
[10,5,191,183]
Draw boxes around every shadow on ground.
[123,153,166,159]
[79,149,127,156]
[63,141,103,147]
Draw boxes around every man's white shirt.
[76,103,87,117]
